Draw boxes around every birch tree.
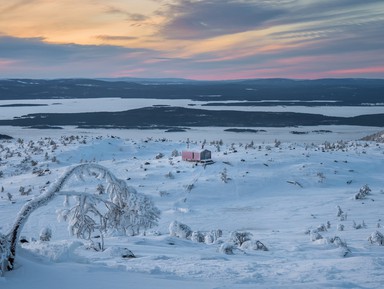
[1,163,160,272]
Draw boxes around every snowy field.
[1,126,384,289]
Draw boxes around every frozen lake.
[0,98,383,120]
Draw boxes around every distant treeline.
[0,78,383,105]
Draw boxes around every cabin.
[182,149,212,163]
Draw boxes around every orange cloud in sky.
[1,0,383,79]
[0,1,160,46]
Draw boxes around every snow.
[1,128,384,288]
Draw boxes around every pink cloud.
[327,66,384,76]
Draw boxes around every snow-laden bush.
[310,230,323,241]
[337,224,344,231]
[219,243,235,255]
[191,231,205,243]
[353,220,366,230]
[204,229,223,244]
[368,231,384,245]
[169,221,192,239]
[104,246,135,258]
[240,240,268,251]
[204,233,214,244]
[336,205,347,221]
[316,224,327,232]
[229,231,253,246]
[329,236,351,257]
[39,227,52,242]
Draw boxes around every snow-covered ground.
[1,128,384,288]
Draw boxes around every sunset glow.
[0,0,383,79]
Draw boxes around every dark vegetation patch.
[224,128,267,133]
[0,107,383,129]
[290,131,309,135]
[312,130,332,134]
[0,103,48,107]
[0,134,13,139]
[27,125,63,130]
[165,128,189,132]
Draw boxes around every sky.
[0,0,383,80]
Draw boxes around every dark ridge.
[0,78,383,106]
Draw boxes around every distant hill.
[0,78,383,105]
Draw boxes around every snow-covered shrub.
[354,184,371,200]
[164,172,174,179]
[220,168,230,183]
[19,186,32,196]
[169,221,192,239]
[368,231,384,245]
[337,224,344,231]
[155,153,164,159]
[159,190,169,197]
[316,224,327,232]
[229,231,253,246]
[106,247,136,259]
[204,229,223,244]
[121,248,136,259]
[39,227,52,242]
[191,231,205,243]
[353,220,366,230]
[219,243,235,255]
[329,236,351,257]
[317,172,326,183]
[336,205,344,218]
[240,240,268,251]
[310,230,323,241]
[329,236,347,248]
[204,233,214,244]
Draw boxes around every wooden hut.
[182,149,212,162]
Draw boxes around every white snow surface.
[1,128,384,289]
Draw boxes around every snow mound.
[20,240,84,263]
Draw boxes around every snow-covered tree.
[354,184,371,200]
[0,233,10,276]
[3,163,160,271]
